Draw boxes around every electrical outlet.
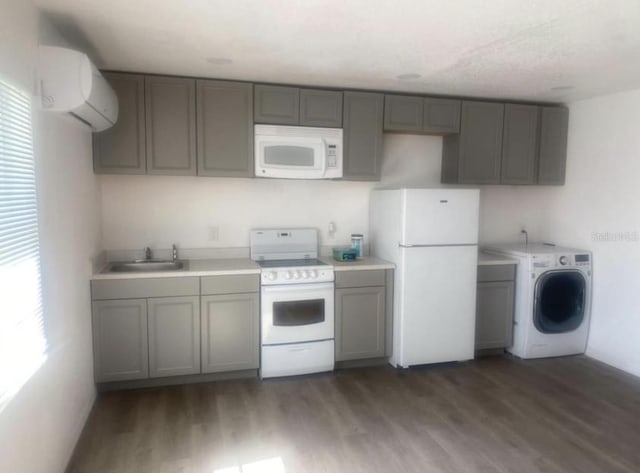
[209,226,219,241]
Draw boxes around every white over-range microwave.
[254,124,343,179]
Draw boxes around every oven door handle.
[261,282,334,294]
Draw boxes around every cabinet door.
[93,73,145,174]
[475,281,514,350]
[254,85,299,125]
[501,104,539,185]
[335,286,386,361]
[299,89,343,127]
[342,91,384,181]
[92,299,148,382]
[197,80,253,177]
[383,95,423,132]
[458,101,505,184]
[201,293,259,373]
[538,107,569,185]
[145,76,196,175]
[148,296,200,378]
[423,97,461,134]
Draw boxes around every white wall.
[100,134,443,251]
[480,88,640,377]
[0,2,102,472]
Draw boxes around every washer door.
[534,270,586,334]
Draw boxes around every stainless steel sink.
[106,260,188,273]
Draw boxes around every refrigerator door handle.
[399,243,477,248]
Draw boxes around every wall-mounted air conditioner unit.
[37,45,118,132]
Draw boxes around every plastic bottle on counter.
[351,233,364,259]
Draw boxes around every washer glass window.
[534,270,586,334]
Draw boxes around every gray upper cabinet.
[342,91,384,181]
[197,80,254,177]
[501,104,539,185]
[93,73,146,174]
[384,95,423,132]
[145,76,196,175]
[148,296,200,378]
[201,293,259,373]
[538,107,569,185]
[384,95,460,134]
[299,89,343,127]
[254,84,299,125]
[442,101,505,184]
[92,299,148,382]
[423,97,461,134]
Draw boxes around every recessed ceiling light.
[550,85,574,91]
[396,73,421,80]
[206,57,233,65]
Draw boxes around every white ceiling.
[35,0,640,103]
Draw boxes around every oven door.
[261,282,334,345]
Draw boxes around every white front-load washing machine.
[483,243,592,359]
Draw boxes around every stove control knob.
[267,272,277,281]
[284,271,292,280]
[559,256,568,265]
[300,270,308,279]
[293,270,300,279]
[309,269,318,279]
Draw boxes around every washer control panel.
[532,253,591,269]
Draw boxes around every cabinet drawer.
[201,274,259,295]
[91,277,199,300]
[335,269,386,288]
[477,265,516,282]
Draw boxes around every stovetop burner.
[257,258,328,269]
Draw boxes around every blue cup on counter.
[351,233,363,259]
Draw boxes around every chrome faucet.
[144,246,152,261]
[172,244,178,262]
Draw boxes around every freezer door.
[401,189,479,246]
[396,245,477,367]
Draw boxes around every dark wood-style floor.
[67,355,640,473]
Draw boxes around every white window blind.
[0,79,46,411]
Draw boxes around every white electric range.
[250,228,335,379]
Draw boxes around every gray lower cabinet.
[342,91,384,180]
[201,293,259,373]
[145,76,196,175]
[476,265,516,350]
[148,296,200,378]
[335,286,386,361]
[538,107,569,185]
[501,104,539,185]
[93,73,146,174]
[197,79,254,177]
[442,101,505,184]
[334,269,391,362]
[92,299,148,382]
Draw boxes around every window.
[0,78,47,411]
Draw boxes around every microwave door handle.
[320,138,328,177]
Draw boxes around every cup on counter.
[351,233,363,259]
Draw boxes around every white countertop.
[93,255,395,280]
[320,256,395,271]
[477,251,519,266]
[92,258,261,280]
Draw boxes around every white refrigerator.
[370,188,480,368]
